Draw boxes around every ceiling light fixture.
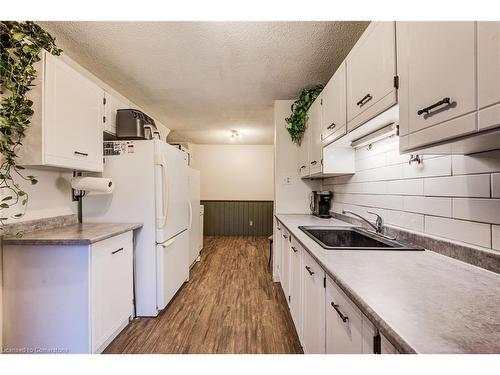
[230,130,241,140]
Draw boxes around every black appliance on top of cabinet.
[310,191,333,218]
[116,109,157,140]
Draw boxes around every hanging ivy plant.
[285,85,323,145]
[0,21,62,232]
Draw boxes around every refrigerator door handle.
[187,199,193,230]
[155,154,168,230]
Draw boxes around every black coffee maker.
[311,191,333,218]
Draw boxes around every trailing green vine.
[285,85,323,145]
[0,21,62,232]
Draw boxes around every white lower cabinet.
[273,220,283,281]
[302,250,326,354]
[91,232,134,353]
[289,237,303,340]
[2,231,134,354]
[326,276,364,353]
[280,228,291,302]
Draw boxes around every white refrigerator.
[83,139,190,317]
[188,167,201,266]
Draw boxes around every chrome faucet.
[342,210,383,234]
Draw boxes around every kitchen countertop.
[275,214,500,354]
[2,222,143,246]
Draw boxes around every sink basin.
[299,226,424,251]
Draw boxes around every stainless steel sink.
[299,226,424,251]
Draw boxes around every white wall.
[323,135,500,252]
[274,100,320,214]
[190,144,273,201]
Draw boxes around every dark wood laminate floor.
[104,236,303,354]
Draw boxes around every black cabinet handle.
[331,302,349,323]
[282,234,288,239]
[356,93,373,107]
[291,246,298,253]
[310,160,317,165]
[112,247,124,255]
[305,265,314,276]
[300,165,306,169]
[327,122,336,130]
[417,97,451,116]
[74,151,89,157]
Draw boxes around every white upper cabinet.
[346,22,397,132]
[298,120,311,178]
[322,62,347,145]
[308,97,323,175]
[103,92,129,135]
[21,52,104,172]
[477,22,500,131]
[397,22,477,151]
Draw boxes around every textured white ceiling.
[38,21,369,144]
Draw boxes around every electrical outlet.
[282,176,292,185]
[249,220,253,226]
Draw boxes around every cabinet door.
[44,52,104,171]
[289,237,303,339]
[274,220,282,279]
[347,22,397,131]
[397,22,476,140]
[91,231,133,353]
[308,97,323,175]
[326,277,363,354]
[478,22,500,131]
[280,228,291,300]
[302,251,325,354]
[322,62,347,144]
[104,92,129,134]
[298,123,310,178]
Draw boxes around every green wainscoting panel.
[201,200,274,236]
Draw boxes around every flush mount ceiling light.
[230,129,241,140]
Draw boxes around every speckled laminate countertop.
[275,214,500,354]
[2,222,143,246]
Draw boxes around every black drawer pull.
[291,246,298,253]
[305,265,314,276]
[327,122,336,130]
[300,165,306,169]
[356,93,373,107]
[417,97,451,116]
[282,234,288,239]
[74,151,89,157]
[310,160,317,165]
[112,247,124,255]
[331,302,349,323]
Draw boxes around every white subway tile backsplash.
[331,181,387,195]
[356,152,386,171]
[386,179,424,195]
[403,156,451,179]
[403,196,452,217]
[492,174,500,198]
[452,150,500,175]
[424,216,491,248]
[493,226,500,251]
[424,174,490,198]
[324,137,500,253]
[385,210,424,232]
[453,198,500,225]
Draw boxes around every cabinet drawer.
[91,231,133,353]
[326,277,363,354]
